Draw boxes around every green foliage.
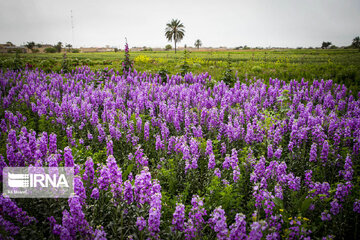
[44,47,57,53]
[25,41,35,51]
[54,42,63,53]
[321,41,332,49]
[221,54,235,86]
[352,36,360,51]
[157,68,169,82]
[180,50,190,76]
[122,41,133,73]
[1,48,360,93]
[165,44,172,51]
[61,53,70,73]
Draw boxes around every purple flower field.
[0,67,360,239]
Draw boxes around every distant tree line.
[23,41,79,53]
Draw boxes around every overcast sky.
[0,0,359,48]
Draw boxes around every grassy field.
[1,48,360,92]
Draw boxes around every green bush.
[44,47,57,53]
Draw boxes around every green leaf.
[301,198,312,213]
[123,164,134,181]
[273,197,284,209]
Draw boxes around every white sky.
[0,0,359,48]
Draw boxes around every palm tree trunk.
[175,41,177,54]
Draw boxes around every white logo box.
[3,167,74,198]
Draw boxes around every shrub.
[44,47,57,53]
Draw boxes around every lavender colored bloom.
[83,157,94,185]
[155,135,164,150]
[134,167,152,205]
[274,184,283,199]
[229,213,247,240]
[49,133,57,154]
[0,195,37,226]
[134,146,148,167]
[206,139,213,155]
[354,199,360,213]
[107,155,123,198]
[214,168,221,178]
[136,216,147,231]
[124,180,133,204]
[148,192,162,236]
[87,132,93,140]
[67,196,94,238]
[106,138,113,156]
[230,148,238,169]
[339,155,353,181]
[97,123,106,142]
[172,203,186,232]
[208,153,216,169]
[74,176,86,204]
[91,188,99,199]
[233,166,241,183]
[0,215,20,236]
[0,154,7,178]
[249,221,265,240]
[330,199,342,215]
[320,141,329,162]
[274,147,282,159]
[335,181,352,202]
[98,165,110,191]
[209,206,228,240]
[321,211,332,221]
[144,121,150,141]
[64,146,74,167]
[185,195,207,239]
[221,142,227,155]
[309,143,317,162]
[94,226,107,240]
[267,144,273,159]
[223,155,231,170]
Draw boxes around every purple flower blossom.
[74,176,86,204]
[206,139,213,155]
[148,192,162,236]
[124,180,133,204]
[91,188,99,199]
[214,168,221,178]
[267,144,273,159]
[136,216,147,231]
[64,146,74,167]
[172,203,185,232]
[209,207,228,240]
[320,141,329,162]
[229,213,247,240]
[309,143,317,162]
[274,147,282,159]
[83,157,94,185]
[330,199,342,215]
[208,153,216,169]
[354,199,360,214]
[321,211,332,221]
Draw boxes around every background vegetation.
[1,48,360,93]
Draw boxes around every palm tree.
[165,19,185,54]
[194,39,202,49]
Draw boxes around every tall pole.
[71,10,75,47]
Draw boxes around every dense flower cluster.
[0,67,359,239]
